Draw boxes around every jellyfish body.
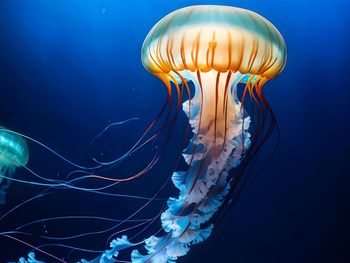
[0,126,29,205]
[84,5,287,263]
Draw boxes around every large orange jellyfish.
[81,5,287,263]
[18,5,286,263]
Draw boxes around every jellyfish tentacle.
[93,96,170,167]
[88,118,140,150]
[1,233,65,263]
[0,166,15,205]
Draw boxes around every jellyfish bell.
[142,5,286,81]
[0,126,29,168]
[0,126,29,204]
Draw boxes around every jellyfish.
[82,5,286,263]
[0,126,29,205]
[16,5,286,263]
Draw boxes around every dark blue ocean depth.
[0,0,349,262]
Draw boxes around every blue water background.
[0,0,349,262]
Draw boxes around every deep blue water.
[0,0,349,262]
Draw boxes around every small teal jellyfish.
[0,126,29,205]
